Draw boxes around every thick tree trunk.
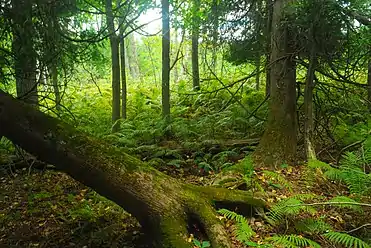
[11,0,38,106]
[162,0,171,122]
[0,90,266,248]
[106,0,121,132]
[191,0,200,91]
[253,0,297,167]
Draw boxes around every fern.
[327,196,363,213]
[323,232,370,248]
[294,218,333,234]
[262,170,293,192]
[267,194,317,225]
[267,234,321,248]
[217,209,255,243]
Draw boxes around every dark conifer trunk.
[106,0,121,131]
[191,0,200,91]
[162,0,171,121]
[11,0,38,106]
[254,0,297,167]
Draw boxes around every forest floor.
[0,140,370,248]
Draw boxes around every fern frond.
[323,168,344,181]
[323,232,370,248]
[218,209,246,223]
[235,221,255,243]
[217,209,255,242]
[262,170,293,191]
[294,218,332,234]
[267,234,321,248]
[308,159,333,171]
[267,195,317,225]
[327,196,363,213]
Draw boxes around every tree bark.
[253,0,297,168]
[162,0,171,122]
[11,0,38,106]
[126,32,140,79]
[51,64,61,111]
[264,0,273,97]
[304,22,317,161]
[118,0,127,120]
[191,0,200,91]
[211,0,219,72]
[368,57,371,113]
[0,90,266,248]
[106,0,121,132]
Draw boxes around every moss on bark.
[0,90,267,247]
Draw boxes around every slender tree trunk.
[211,0,219,72]
[264,0,273,97]
[162,0,171,122]
[118,0,127,119]
[127,33,140,79]
[106,0,121,132]
[11,0,38,106]
[51,64,61,111]
[0,90,266,248]
[191,0,200,91]
[120,37,127,119]
[255,0,263,91]
[255,55,261,91]
[304,22,317,161]
[253,0,297,168]
[368,57,371,112]
[173,28,179,83]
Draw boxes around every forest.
[0,0,371,247]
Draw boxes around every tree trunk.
[368,57,371,112]
[51,64,61,111]
[253,0,297,168]
[191,0,200,91]
[0,89,266,248]
[162,0,171,122]
[255,0,263,91]
[126,32,140,79]
[118,0,127,120]
[264,0,273,97]
[11,0,38,106]
[211,0,219,72]
[173,26,179,83]
[304,23,317,161]
[255,55,261,91]
[106,0,121,132]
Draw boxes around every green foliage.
[266,194,317,225]
[262,170,293,192]
[267,234,321,248]
[294,218,333,235]
[323,232,370,248]
[193,239,211,248]
[327,196,363,213]
[217,209,256,244]
[307,140,371,195]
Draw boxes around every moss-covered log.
[0,90,266,247]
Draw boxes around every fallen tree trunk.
[0,90,266,248]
